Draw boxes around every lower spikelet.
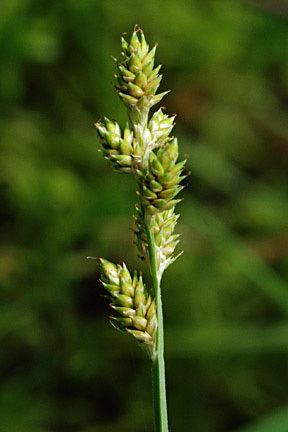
[152,209,182,278]
[99,258,157,357]
[135,206,182,278]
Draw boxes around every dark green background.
[1,1,288,431]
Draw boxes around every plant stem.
[145,220,169,432]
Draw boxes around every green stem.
[146,220,169,432]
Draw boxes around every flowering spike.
[94,28,188,429]
[94,28,187,370]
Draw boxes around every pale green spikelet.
[152,209,182,278]
[131,109,175,165]
[139,138,186,214]
[95,118,134,172]
[116,26,168,109]
[148,108,175,147]
[134,206,182,277]
[99,258,157,357]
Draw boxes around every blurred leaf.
[237,407,288,432]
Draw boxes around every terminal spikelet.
[116,26,169,109]
[139,138,186,214]
[99,258,157,357]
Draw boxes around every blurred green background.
[1,0,288,431]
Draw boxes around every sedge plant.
[94,26,187,432]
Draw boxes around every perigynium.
[94,25,186,432]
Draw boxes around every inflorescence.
[95,26,186,358]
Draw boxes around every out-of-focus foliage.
[1,0,288,431]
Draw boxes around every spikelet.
[148,108,175,147]
[139,138,186,214]
[152,209,182,278]
[135,206,181,278]
[99,259,157,358]
[116,25,169,109]
[95,118,135,172]
[96,109,175,171]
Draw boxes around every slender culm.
[94,25,186,432]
